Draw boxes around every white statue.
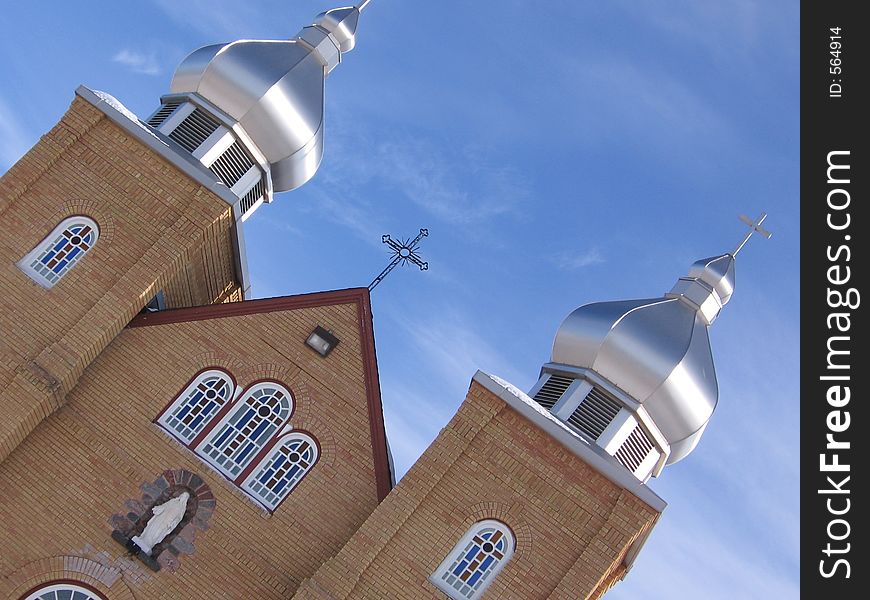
[131,492,190,555]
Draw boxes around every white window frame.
[158,369,235,444]
[18,215,99,287]
[196,381,293,479]
[242,432,318,510]
[23,582,106,600]
[430,519,515,599]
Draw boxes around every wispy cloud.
[112,49,161,76]
[379,306,527,478]
[312,110,532,234]
[150,0,265,36]
[611,512,799,600]
[552,247,605,270]
[0,97,32,171]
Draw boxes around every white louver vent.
[240,178,265,217]
[614,425,655,473]
[533,375,574,410]
[209,141,256,187]
[147,99,182,128]
[169,108,221,153]
[566,387,621,440]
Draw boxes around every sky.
[0,1,799,598]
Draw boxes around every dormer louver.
[147,98,268,222]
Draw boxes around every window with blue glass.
[431,520,515,599]
[158,369,235,444]
[196,382,293,479]
[18,216,99,287]
[243,432,318,510]
[157,374,314,510]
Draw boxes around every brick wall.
[293,380,660,600]
[0,294,385,599]
[0,96,241,462]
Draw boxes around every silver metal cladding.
[551,257,738,466]
[168,6,363,193]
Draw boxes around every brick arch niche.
[110,469,215,572]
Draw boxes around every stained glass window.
[431,520,515,599]
[243,432,318,510]
[197,382,293,479]
[158,370,235,444]
[23,582,106,600]
[18,216,99,287]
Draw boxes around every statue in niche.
[131,491,190,555]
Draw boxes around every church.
[0,5,765,599]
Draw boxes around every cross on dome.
[733,212,772,256]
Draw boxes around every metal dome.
[168,7,363,192]
[552,254,737,464]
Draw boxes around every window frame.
[430,519,516,600]
[20,581,108,600]
[156,368,237,445]
[17,215,99,287]
[241,431,319,511]
[194,380,295,481]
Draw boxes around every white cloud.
[610,513,799,600]
[553,247,605,270]
[378,306,527,479]
[0,98,32,171]
[112,49,161,76]
[316,110,532,232]
[150,0,265,36]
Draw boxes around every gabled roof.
[130,287,392,501]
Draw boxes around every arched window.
[18,216,99,287]
[197,382,293,479]
[22,582,107,600]
[243,432,318,510]
[157,369,235,444]
[431,520,515,600]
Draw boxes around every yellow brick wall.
[293,381,659,600]
[161,208,242,309]
[0,96,241,462]
[0,297,384,599]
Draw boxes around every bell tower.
[0,5,368,462]
[292,231,764,599]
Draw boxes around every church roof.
[130,287,392,500]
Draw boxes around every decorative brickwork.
[3,556,135,600]
[110,469,215,572]
[292,380,661,600]
[0,95,242,463]
[0,288,389,599]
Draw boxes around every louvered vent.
[614,425,655,473]
[566,386,621,440]
[147,99,182,128]
[240,179,265,215]
[168,108,220,152]
[209,141,256,187]
[532,375,573,410]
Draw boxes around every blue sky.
[0,1,799,598]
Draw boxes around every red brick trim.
[18,579,109,600]
[129,288,368,327]
[131,287,393,501]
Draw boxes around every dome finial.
[733,212,772,256]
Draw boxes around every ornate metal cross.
[733,213,772,256]
[368,228,429,291]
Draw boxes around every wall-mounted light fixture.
[306,326,340,357]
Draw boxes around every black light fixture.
[305,325,339,357]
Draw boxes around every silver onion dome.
[552,253,737,465]
[169,6,363,192]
